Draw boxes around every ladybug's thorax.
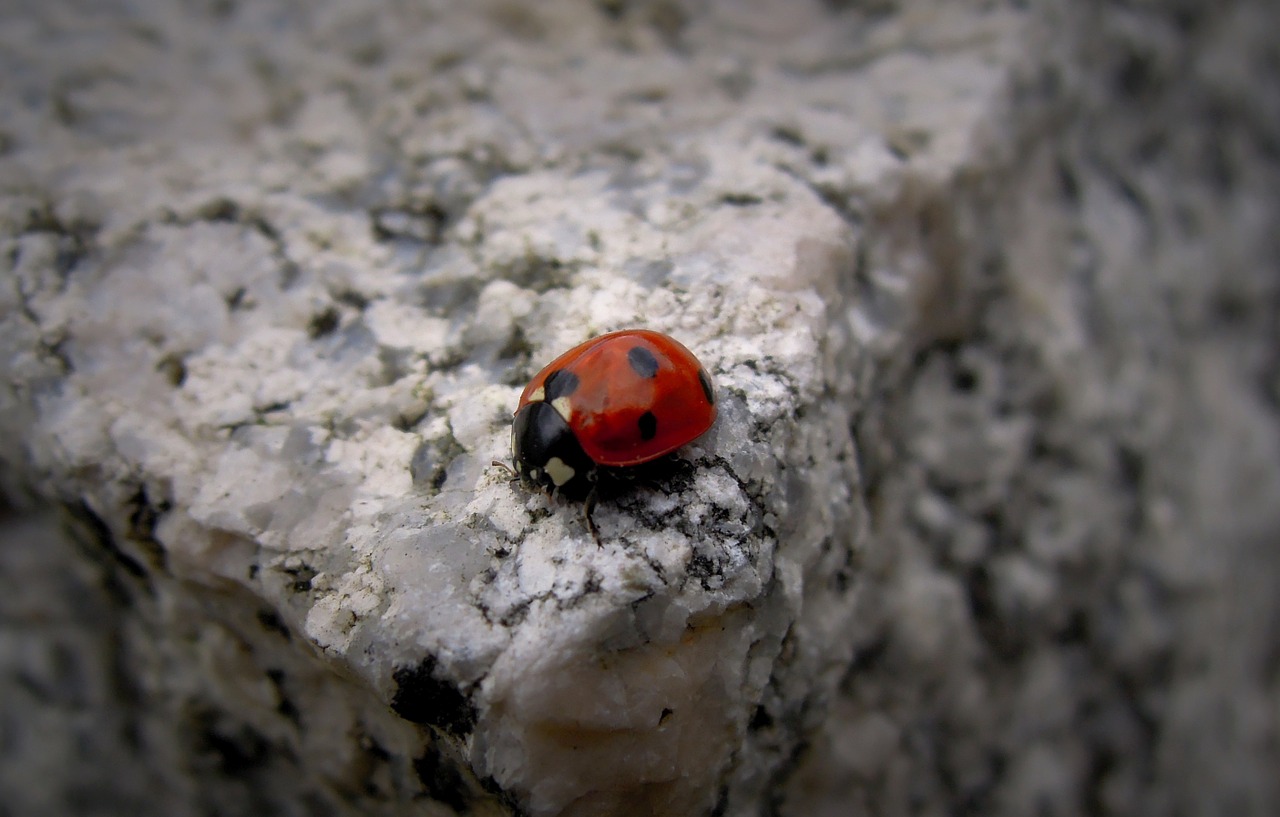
[512,400,596,501]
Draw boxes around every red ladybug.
[509,329,716,539]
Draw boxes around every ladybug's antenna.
[491,460,519,483]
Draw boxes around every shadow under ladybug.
[494,451,700,545]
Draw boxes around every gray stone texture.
[2,1,1278,816]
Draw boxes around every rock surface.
[2,1,1278,816]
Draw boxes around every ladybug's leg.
[583,486,602,547]
[490,460,520,483]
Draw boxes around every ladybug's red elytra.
[509,329,716,540]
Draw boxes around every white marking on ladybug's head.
[551,396,573,422]
[528,385,546,403]
[544,457,575,487]
[529,467,541,480]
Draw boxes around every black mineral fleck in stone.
[391,658,476,736]
[414,745,470,812]
[193,709,271,776]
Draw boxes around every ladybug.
[508,329,716,541]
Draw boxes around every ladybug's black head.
[512,401,596,501]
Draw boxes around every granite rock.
[2,1,1278,816]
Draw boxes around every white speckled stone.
[2,1,1279,816]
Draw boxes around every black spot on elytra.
[543,368,579,400]
[638,410,658,441]
[698,368,715,404]
[391,658,476,736]
[627,345,659,378]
